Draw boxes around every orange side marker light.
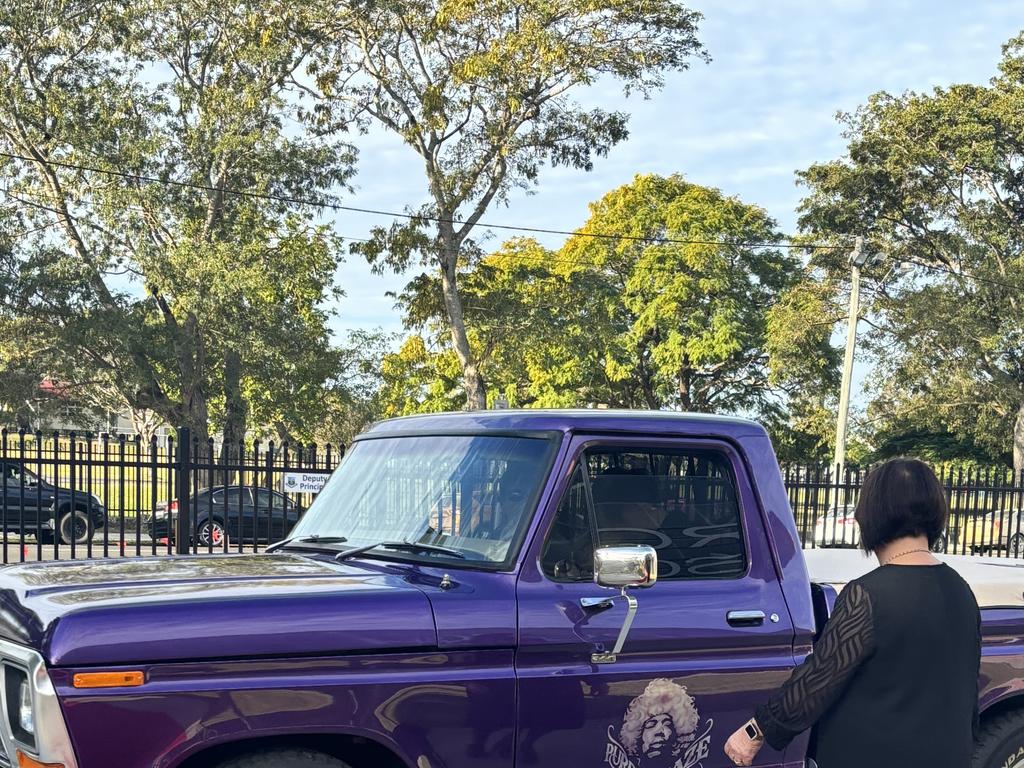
[72,671,144,689]
[16,750,64,767]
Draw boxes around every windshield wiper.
[266,535,348,554]
[335,540,466,562]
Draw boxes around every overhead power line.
[0,187,791,279]
[7,151,1020,293]
[0,150,843,251]
[898,255,1023,294]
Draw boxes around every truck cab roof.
[362,408,767,439]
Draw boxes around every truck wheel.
[58,509,93,545]
[974,709,1024,768]
[217,749,350,768]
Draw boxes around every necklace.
[882,547,932,565]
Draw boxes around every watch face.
[745,724,759,739]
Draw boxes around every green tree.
[762,268,845,462]
[378,335,464,417]
[395,237,584,408]
[857,409,1010,467]
[316,0,706,409]
[798,33,1024,474]
[0,0,353,444]
[309,329,396,445]
[392,175,826,422]
[556,174,803,412]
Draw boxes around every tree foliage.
[386,174,828,430]
[798,33,1024,472]
[0,0,354,443]
[316,0,706,409]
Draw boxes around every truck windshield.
[289,434,556,566]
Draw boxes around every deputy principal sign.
[281,471,331,494]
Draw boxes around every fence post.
[175,426,191,555]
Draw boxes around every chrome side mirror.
[594,545,658,590]
[581,545,658,665]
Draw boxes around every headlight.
[4,664,34,749]
[0,641,77,767]
[18,678,33,734]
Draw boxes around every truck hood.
[0,554,437,666]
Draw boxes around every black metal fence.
[1,428,1022,563]
[785,464,1024,558]
[0,427,342,563]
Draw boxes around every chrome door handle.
[727,610,765,627]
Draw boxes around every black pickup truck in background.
[0,458,107,544]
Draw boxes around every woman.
[724,457,981,768]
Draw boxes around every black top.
[756,563,981,768]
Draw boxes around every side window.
[255,489,288,508]
[2,464,34,486]
[540,465,596,582]
[233,488,254,505]
[541,446,747,581]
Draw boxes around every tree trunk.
[14,407,32,431]
[637,362,660,410]
[171,316,211,490]
[130,408,162,446]
[678,367,694,411]
[1014,401,1024,479]
[219,349,247,476]
[275,421,295,445]
[438,227,486,410]
[635,335,660,410]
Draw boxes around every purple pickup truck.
[0,410,1022,768]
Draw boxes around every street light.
[832,237,879,480]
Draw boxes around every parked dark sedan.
[148,486,304,546]
[0,459,107,544]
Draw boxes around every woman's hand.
[724,721,764,766]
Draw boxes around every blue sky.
[326,0,1023,400]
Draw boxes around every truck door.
[515,437,798,768]
[0,460,40,533]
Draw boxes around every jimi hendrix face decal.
[605,679,714,768]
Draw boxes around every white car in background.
[812,505,951,552]
[812,505,861,548]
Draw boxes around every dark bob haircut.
[854,457,949,552]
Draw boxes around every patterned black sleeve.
[754,582,875,751]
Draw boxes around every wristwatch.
[744,718,764,742]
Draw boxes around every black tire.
[217,749,350,768]
[58,509,93,545]
[196,519,228,549]
[974,709,1024,768]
